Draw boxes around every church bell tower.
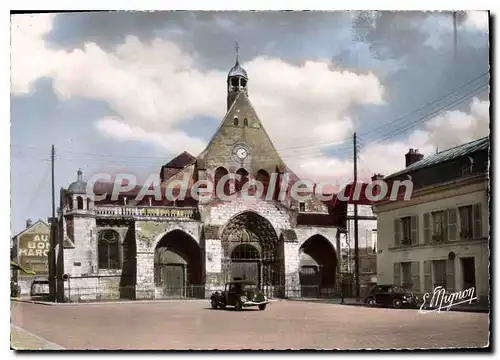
[227,42,248,110]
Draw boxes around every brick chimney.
[25,219,32,229]
[405,148,424,167]
[370,174,385,198]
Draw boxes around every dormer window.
[299,202,306,212]
[244,118,248,126]
[461,163,472,177]
[234,117,239,126]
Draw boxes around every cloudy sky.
[10,11,489,236]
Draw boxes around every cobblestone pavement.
[11,300,490,350]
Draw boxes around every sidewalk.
[10,325,64,350]
[288,297,490,313]
[11,297,209,306]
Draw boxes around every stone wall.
[63,275,124,302]
[69,217,98,276]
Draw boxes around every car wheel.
[211,299,218,309]
[366,297,376,307]
[258,304,266,311]
[235,301,243,311]
[393,298,402,309]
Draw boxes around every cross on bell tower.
[227,41,248,110]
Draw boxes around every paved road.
[11,300,489,350]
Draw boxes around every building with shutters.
[373,136,489,305]
[55,53,349,302]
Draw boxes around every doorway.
[230,243,260,285]
[461,257,476,290]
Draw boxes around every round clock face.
[236,147,248,160]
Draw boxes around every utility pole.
[48,145,56,301]
[353,133,360,301]
[453,11,458,60]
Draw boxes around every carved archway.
[221,211,284,297]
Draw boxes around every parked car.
[210,280,269,311]
[363,284,418,308]
[30,277,50,297]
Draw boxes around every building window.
[244,118,248,126]
[401,217,412,245]
[299,202,305,212]
[401,262,412,290]
[98,230,120,270]
[461,163,472,177]
[432,211,445,242]
[234,117,239,126]
[76,196,84,210]
[433,260,447,289]
[459,205,473,240]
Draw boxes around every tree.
[10,261,36,297]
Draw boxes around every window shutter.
[473,203,482,239]
[394,219,401,247]
[423,260,432,292]
[443,210,449,242]
[393,262,401,286]
[411,215,419,245]
[447,208,458,241]
[446,259,455,292]
[423,213,431,244]
[411,261,420,293]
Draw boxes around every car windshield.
[394,286,406,293]
[243,284,257,291]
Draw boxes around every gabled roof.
[164,151,196,169]
[387,136,489,179]
[12,219,50,239]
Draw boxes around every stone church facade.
[58,56,347,302]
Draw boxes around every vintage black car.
[210,280,269,311]
[363,284,418,308]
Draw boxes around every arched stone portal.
[221,212,284,298]
[299,235,338,297]
[154,230,203,298]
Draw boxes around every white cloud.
[11,14,59,94]
[294,97,489,184]
[465,11,489,33]
[11,14,384,160]
[95,117,206,155]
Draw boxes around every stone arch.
[214,166,230,197]
[255,169,270,196]
[299,234,338,296]
[221,211,284,297]
[235,168,249,192]
[154,229,203,298]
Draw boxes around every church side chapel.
[58,48,348,302]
